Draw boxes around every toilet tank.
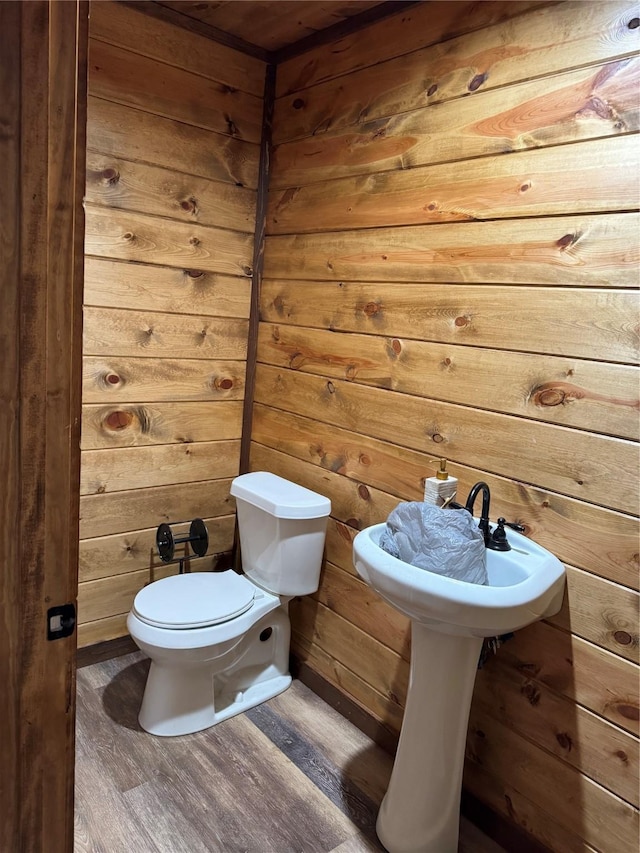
[230,472,331,596]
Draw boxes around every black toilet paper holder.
[156,518,209,572]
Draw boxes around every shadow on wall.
[465,611,581,851]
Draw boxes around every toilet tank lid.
[231,472,331,519]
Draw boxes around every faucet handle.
[503,520,526,532]
[488,518,511,551]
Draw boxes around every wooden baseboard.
[76,634,137,669]
[292,654,552,853]
[461,790,553,853]
[291,656,400,756]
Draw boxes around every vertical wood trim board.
[239,63,276,476]
[0,4,22,847]
[256,3,640,852]
[0,2,88,850]
[79,2,265,644]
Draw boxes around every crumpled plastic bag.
[379,502,487,585]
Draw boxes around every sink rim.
[353,522,566,634]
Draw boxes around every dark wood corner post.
[239,62,276,477]
[0,2,88,851]
[233,62,275,569]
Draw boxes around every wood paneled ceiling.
[155,1,386,51]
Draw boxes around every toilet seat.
[133,571,255,630]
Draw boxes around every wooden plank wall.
[78,1,265,646]
[257,2,640,850]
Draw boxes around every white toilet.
[127,472,331,736]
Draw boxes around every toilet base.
[139,665,292,737]
[136,606,293,737]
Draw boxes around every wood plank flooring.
[75,652,506,853]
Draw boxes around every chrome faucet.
[464,482,491,546]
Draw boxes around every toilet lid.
[133,571,255,629]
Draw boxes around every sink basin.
[353,521,566,637]
[352,520,566,853]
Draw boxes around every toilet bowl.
[127,472,331,736]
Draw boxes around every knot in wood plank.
[337,523,354,544]
[123,540,139,556]
[345,363,358,380]
[521,682,541,706]
[363,301,380,317]
[213,377,234,390]
[504,795,516,821]
[137,326,154,347]
[555,732,573,751]
[468,72,488,92]
[531,384,567,407]
[100,167,119,186]
[180,197,198,215]
[104,410,133,431]
[225,115,239,136]
[556,232,580,250]
[613,630,633,646]
[615,702,639,722]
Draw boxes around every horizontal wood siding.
[272,1,640,143]
[80,2,265,644]
[258,3,640,851]
[272,56,640,188]
[89,1,266,97]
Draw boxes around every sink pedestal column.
[376,622,483,853]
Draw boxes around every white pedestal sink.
[353,521,565,853]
